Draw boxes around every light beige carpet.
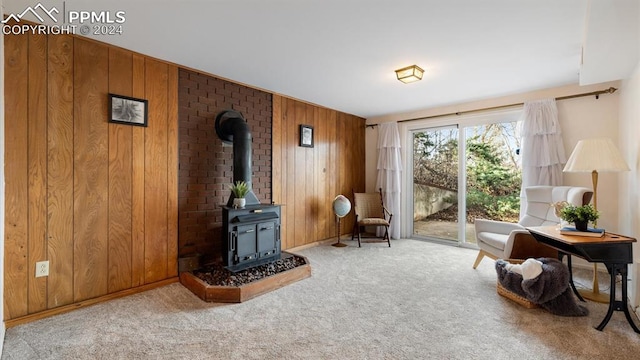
[3,239,640,359]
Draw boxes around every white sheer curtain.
[376,122,402,239]
[519,98,566,215]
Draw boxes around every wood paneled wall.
[4,33,178,322]
[4,29,364,323]
[272,95,366,249]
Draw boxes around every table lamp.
[563,138,630,303]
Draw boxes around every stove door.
[257,221,277,257]
[235,224,258,263]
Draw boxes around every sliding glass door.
[464,122,522,245]
[410,112,522,245]
[412,126,460,242]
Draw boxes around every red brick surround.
[178,69,272,262]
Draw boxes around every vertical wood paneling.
[273,98,364,249]
[293,101,307,247]
[27,33,49,313]
[272,95,282,204]
[47,35,74,309]
[339,113,355,232]
[5,33,181,322]
[337,113,346,195]
[107,48,133,293]
[305,104,316,244]
[284,98,296,249]
[166,65,179,278]
[327,110,338,235]
[131,54,146,287]
[315,107,329,240]
[280,97,290,248]
[144,59,169,283]
[4,32,29,319]
[351,115,363,231]
[73,39,110,302]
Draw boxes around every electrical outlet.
[35,261,49,278]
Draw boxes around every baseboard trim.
[287,237,337,252]
[4,277,179,328]
[571,262,604,271]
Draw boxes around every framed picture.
[300,124,314,147]
[109,93,148,127]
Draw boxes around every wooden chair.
[351,188,392,247]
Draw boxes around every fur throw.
[496,258,588,317]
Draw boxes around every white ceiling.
[4,0,639,118]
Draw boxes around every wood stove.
[215,109,282,271]
[222,203,281,272]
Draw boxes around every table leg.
[595,265,617,331]
[620,267,640,334]
[595,264,640,333]
[561,253,585,302]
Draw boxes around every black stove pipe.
[215,110,260,206]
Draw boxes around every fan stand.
[332,215,347,247]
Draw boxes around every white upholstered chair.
[473,186,593,269]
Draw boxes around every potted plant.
[559,204,600,231]
[229,181,250,208]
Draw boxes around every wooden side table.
[527,226,639,333]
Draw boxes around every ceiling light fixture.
[395,65,424,84]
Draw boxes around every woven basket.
[496,259,538,309]
[497,282,538,309]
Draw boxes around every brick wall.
[178,69,272,263]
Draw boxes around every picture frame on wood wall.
[109,93,148,127]
[300,124,314,147]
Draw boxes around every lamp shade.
[395,65,424,84]
[563,138,629,173]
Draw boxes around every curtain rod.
[366,86,618,128]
